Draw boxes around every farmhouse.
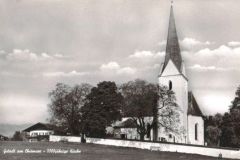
[114,3,204,145]
[22,122,64,142]
[0,134,9,141]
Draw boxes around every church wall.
[187,115,204,145]
[86,138,240,159]
[158,61,188,143]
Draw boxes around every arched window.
[169,80,172,90]
[195,123,198,140]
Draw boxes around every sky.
[0,0,240,125]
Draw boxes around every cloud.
[3,49,65,62]
[43,70,89,77]
[157,40,167,46]
[41,53,52,59]
[188,64,227,72]
[6,49,38,61]
[129,50,165,59]
[100,61,120,70]
[180,38,212,50]
[227,41,240,47]
[100,61,136,75]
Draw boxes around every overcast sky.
[0,0,240,125]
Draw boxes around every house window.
[169,80,172,90]
[195,123,198,140]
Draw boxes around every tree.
[205,126,221,146]
[81,81,123,138]
[120,79,180,141]
[12,131,23,141]
[230,85,240,110]
[157,85,182,140]
[205,113,223,146]
[48,83,92,135]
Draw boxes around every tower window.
[169,80,172,90]
[195,123,198,140]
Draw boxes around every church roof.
[161,4,182,74]
[188,92,204,117]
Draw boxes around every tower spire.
[161,2,182,74]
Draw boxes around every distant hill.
[0,123,33,137]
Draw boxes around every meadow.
[0,141,229,160]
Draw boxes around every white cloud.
[41,52,52,58]
[3,49,64,62]
[6,49,38,61]
[158,40,166,46]
[117,67,136,74]
[180,37,213,50]
[54,53,64,58]
[43,70,89,77]
[100,61,136,75]
[129,50,165,59]
[228,41,240,47]
[100,61,120,70]
[188,64,226,71]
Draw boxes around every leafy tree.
[81,81,123,138]
[120,79,180,141]
[157,85,181,140]
[230,85,240,110]
[48,83,92,135]
[204,86,240,148]
[12,131,23,141]
[204,113,223,146]
[205,126,221,146]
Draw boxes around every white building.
[22,122,60,142]
[114,3,205,146]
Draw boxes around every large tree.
[230,85,240,110]
[12,131,23,141]
[204,85,240,148]
[120,79,180,141]
[48,83,92,135]
[205,113,223,146]
[81,81,123,138]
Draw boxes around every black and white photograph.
[0,0,240,159]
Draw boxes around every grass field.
[0,141,229,160]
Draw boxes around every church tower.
[158,3,189,143]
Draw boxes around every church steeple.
[161,3,182,74]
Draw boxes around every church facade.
[113,4,204,146]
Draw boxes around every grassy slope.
[0,141,230,160]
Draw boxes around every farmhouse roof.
[22,122,63,133]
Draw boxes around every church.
[113,3,205,146]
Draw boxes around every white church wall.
[188,115,204,145]
[86,138,240,159]
[49,135,81,142]
[158,60,188,143]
